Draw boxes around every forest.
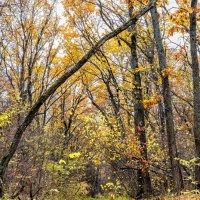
[0,0,199,199]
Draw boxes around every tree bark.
[189,0,200,189]
[0,2,155,197]
[150,5,183,192]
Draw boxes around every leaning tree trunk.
[129,7,152,199]
[189,0,200,189]
[150,5,183,192]
[0,3,155,197]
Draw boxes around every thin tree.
[189,0,200,189]
[150,4,183,192]
[128,4,152,199]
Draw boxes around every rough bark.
[129,7,152,199]
[150,5,183,192]
[189,0,200,189]
[0,2,155,197]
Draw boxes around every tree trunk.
[189,0,200,189]
[150,5,183,192]
[129,7,152,199]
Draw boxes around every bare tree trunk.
[0,3,155,197]
[129,7,152,199]
[150,5,183,192]
[189,0,200,189]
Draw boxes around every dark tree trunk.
[86,162,101,197]
[150,5,183,192]
[129,7,152,199]
[189,0,200,189]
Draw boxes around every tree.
[128,3,152,198]
[189,0,200,189]
[150,3,183,192]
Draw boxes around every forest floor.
[80,192,200,200]
[150,193,200,200]
[83,194,200,200]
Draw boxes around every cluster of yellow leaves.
[59,159,67,165]
[173,48,186,60]
[0,105,21,128]
[168,10,189,28]
[104,38,122,54]
[127,0,168,7]
[69,152,81,159]
[0,113,10,127]
[148,131,167,162]
[126,0,152,7]
[177,122,192,131]
[143,94,162,109]
[125,134,141,159]
[168,26,185,36]
[160,65,184,85]
[133,65,151,73]
[168,1,200,36]
[63,0,95,16]
[162,67,178,78]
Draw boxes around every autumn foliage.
[0,0,199,199]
